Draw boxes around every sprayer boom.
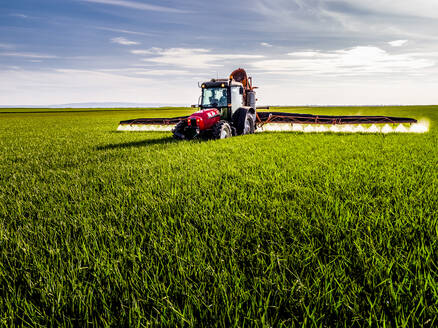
[256,112,417,125]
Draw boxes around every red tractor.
[172,68,257,140]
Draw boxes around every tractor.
[172,68,257,140]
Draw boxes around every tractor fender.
[236,106,255,114]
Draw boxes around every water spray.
[117,124,174,132]
[255,122,429,134]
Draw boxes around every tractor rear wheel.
[233,108,255,135]
[212,121,232,139]
[244,115,255,135]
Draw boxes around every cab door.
[230,86,243,115]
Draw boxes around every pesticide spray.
[117,124,174,132]
[118,121,429,134]
[255,120,429,134]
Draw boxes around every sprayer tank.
[247,91,256,109]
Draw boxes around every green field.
[0,106,437,327]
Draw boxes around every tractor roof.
[202,80,243,89]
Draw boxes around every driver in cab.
[209,94,218,106]
[209,89,227,107]
[218,90,227,107]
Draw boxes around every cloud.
[252,0,340,33]
[81,0,190,14]
[132,47,264,69]
[0,68,199,105]
[0,52,57,59]
[261,42,273,47]
[330,0,438,19]
[9,13,28,19]
[0,44,14,49]
[96,26,154,36]
[133,69,191,76]
[111,37,139,45]
[251,46,435,76]
[251,0,438,48]
[130,48,162,55]
[388,40,408,47]
[288,51,321,57]
[96,67,191,76]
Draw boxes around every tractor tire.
[245,115,255,135]
[172,121,199,140]
[172,121,186,140]
[231,126,237,136]
[212,120,232,139]
[233,108,255,135]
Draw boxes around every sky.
[1,0,438,106]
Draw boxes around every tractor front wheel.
[172,121,199,140]
[212,121,232,139]
[172,121,186,140]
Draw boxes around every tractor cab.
[200,80,244,121]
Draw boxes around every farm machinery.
[118,68,427,138]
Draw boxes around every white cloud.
[0,52,57,59]
[133,69,191,76]
[251,0,438,45]
[96,26,154,36]
[331,0,438,19]
[0,44,14,49]
[9,13,28,18]
[260,42,273,47]
[130,48,162,55]
[288,51,321,57]
[388,40,408,47]
[81,0,190,14]
[111,37,139,46]
[96,67,191,76]
[252,46,435,76]
[133,47,264,69]
[256,79,438,106]
[0,68,199,105]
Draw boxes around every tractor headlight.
[196,117,204,129]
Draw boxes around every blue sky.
[1,0,438,105]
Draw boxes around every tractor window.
[202,88,228,108]
[231,86,243,114]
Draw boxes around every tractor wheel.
[231,126,237,136]
[244,115,255,135]
[233,108,255,135]
[212,121,232,139]
[172,121,186,140]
